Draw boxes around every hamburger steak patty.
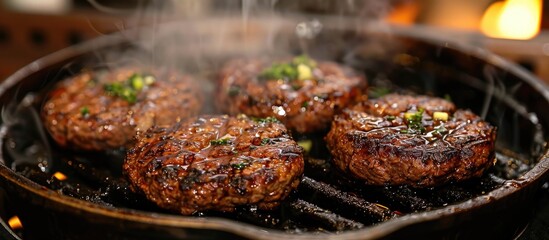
[42,66,202,151]
[217,56,365,133]
[123,115,304,215]
[326,94,497,187]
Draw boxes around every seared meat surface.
[123,115,304,215]
[42,66,202,151]
[326,94,497,187]
[217,56,365,133]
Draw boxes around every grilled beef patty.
[123,115,304,215]
[217,57,365,134]
[42,66,202,151]
[326,94,497,187]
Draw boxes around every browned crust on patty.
[42,66,202,151]
[326,94,497,187]
[216,58,365,133]
[123,115,304,215]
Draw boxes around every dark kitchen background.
[0,0,547,239]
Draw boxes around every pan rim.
[1,21,549,239]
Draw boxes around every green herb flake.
[103,72,156,104]
[121,88,137,103]
[385,115,396,121]
[210,138,231,146]
[104,82,123,95]
[80,106,90,117]
[261,138,272,145]
[129,73,144,90]
[231,162,249,170]
[301,101,309,109]
[404,108,426,134]
[444,94,452,102]
[259,55,316,81]
[259,63,297,81]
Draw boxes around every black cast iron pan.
[0,18,548,240]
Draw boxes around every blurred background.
[0,1,548,239]
[0,0,548,82]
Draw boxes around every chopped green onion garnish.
[231,162,249,170]
[261,138,272,145]
[80,106,90,117]
[130,74,144,90]
[259,55,316,81]
[385,115,396,121]
[210,138,231,146]
[103,72,155,104]
[403,108,425,134]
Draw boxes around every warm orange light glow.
[481,0,542,39]
[8,216,23,230]
[386,1,420,26]
[53,171,67,181]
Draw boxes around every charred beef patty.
[43,66,202,151]
[217,56,365,133]
[123,115,304,215]
[326,94,497,187]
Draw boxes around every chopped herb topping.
[231,162,249,170]
[301,101,310,108]
[444,94,452,102]
[103,73,155,104]
[261,138,272,145]
[260,63,298,81]
[252,116,280,124]
[210,138,231,146]
[385,115,396,121]
[403,108,425,134]
[259,55,317,81]
[80,106,90,117]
